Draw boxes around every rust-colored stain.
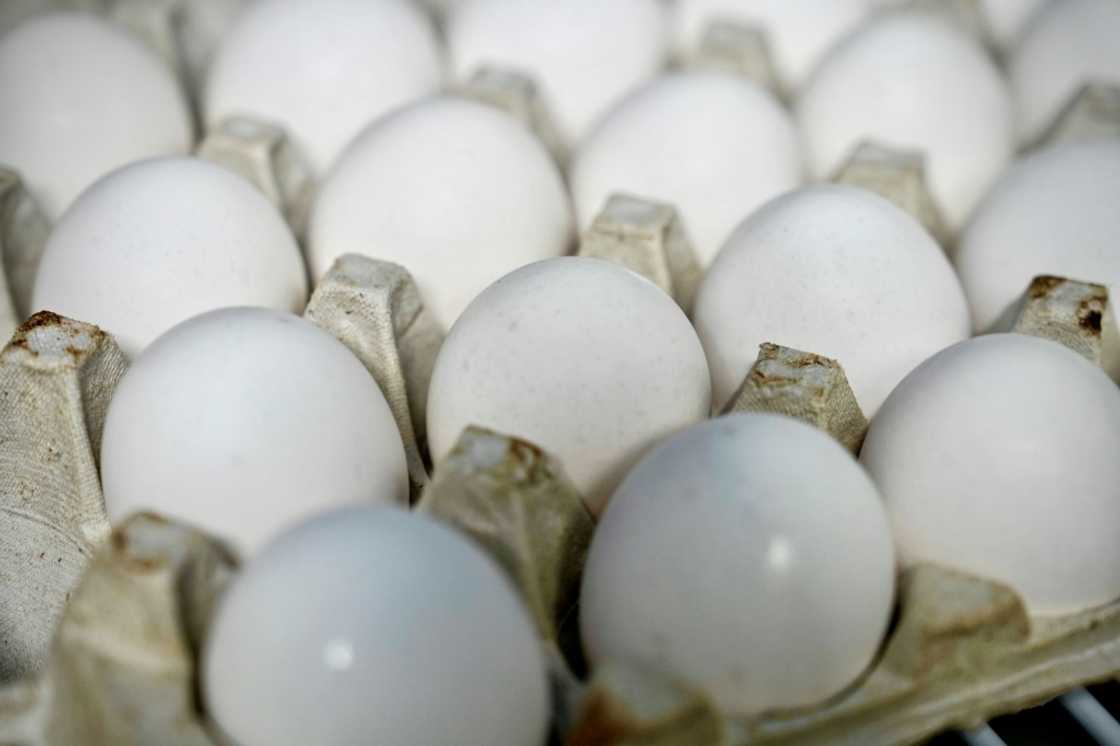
[1027,275,1065,299]
[564,693,633,745]
[1078,295,1107,335]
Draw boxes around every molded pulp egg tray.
[4,1,1120,745]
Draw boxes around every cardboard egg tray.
[4,3,1120,744]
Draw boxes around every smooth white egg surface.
[0,12,191,220]
[694,184,971,414]
[673,0,873,91]
[100,308,408,556]
[426,257,711,514]
[205,0,442,176]
[570,71,802,267]
[309,96,573,331]
[955,140,1120,335]
[446,0,667,145]
[861,334,1120,616]
[581,413,895,715]
[1008,0,1120,144]
[204,505,548,746]
[796,11,1015,230]
[31,156,307,358]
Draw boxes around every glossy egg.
[955,140,1120,334]
[446,0,667,145]
[205,0,442,175]
[673,0,874,91]
[31,157,307,358]
[100,307,407,556]
[797,11,1015,230]
[861,334,1120,616]
[0,12,191,220]
[309,97,573,331]
[1008,0,1120,144]
[581,413,895,715]
[694,184,971,414]
[570,71,802,266]
[204,505,548,746]
[426,257,711,514]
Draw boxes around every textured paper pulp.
[456,66,569,167]
[689,20,778,94]
[1009,275,1120,379]
[305,254,443,499]
[0,168,51,343]
[1037,82,1120,150]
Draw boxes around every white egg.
[0,12,191,220]
[694,184,971,415]
[100,308,407,556]
[205,0,442,176]
[309,97,573,331]
[672,0,874,91]
[204,505,548,746]
[427,257,711,514]
[446,0,667,145]
[1008,0,1120,144]
[581,413,895,715]
[956,140,1120,334]
[861,334,1120,616]
[570,71,802,267]
[31,157,307,358]
[796,12,1015,230]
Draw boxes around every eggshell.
[1008,0,1120,144]
[309,97,573,331]
[100,307,408,556]
[955,140,1120,334]
[796,12,1015,230]
[31,156,307,358]
[0,12,191,220]
[446,0,668,145]
[694,184,971,414]
[570,71,802,267]
[673,0,874,90]
[426,257,711,514]
[580,413,895,715]
[205,0,442,176]
[203,505,548,746]
[861,334,1120,616]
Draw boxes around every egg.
[308,97,573,331]
[446,0,667,146]
[861,334,1120,616]
[694,184,971,414]
[203,505,548,746]
[100,307,407,556]
[672,0,874,91]
[581,413,895,715]
[205,0,442,176]
[0,12,191,220]
[570,71,802,267]
[1008,0,1120,144]
[956,140,1120,334]
[31,157,307,358]
[796,11,1015,230]
[427,257,711,514]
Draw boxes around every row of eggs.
[2,1,1120,745]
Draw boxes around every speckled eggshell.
[1008,0,1120,144]
[672,0,874,91]
[570,71,802,267]
[426,257,712,514]
[861,334,1120,616]
[31,156,307,358]
[0,12,192,220]
[955,140,1120,334]
[796,11,1015,230]
[581,413,895,715]
[204,506,548,746]
[693,184,971,414]
[308,97,573,331]
[100,308,408,557]
[446,0,668,145]
[205,0,442,176]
